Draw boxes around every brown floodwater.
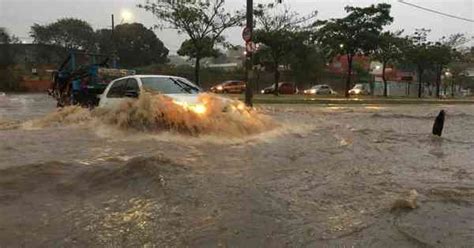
[0,93,473,247]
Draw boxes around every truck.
[49,51,135,108]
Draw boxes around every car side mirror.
[124,90,139,98]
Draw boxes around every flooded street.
[1,93,474,247]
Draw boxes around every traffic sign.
[246,41,256,53]
[242,27,252,42]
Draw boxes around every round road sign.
[242,27,252,42]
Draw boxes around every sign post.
[244,0,254,107]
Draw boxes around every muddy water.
[1,94,474,247]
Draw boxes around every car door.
[125,78,140,98]
[100,78,127,108]
[321,85,330,94]
[238,81,246,93]
[228,82,238,93]
[280,83,292,94]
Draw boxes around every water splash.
[20,93,276,137]
[22,106,92,129]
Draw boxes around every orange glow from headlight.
[173,100,207,115]
[237,103,246,111]
[191,104,207,114]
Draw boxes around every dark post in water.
[432,110,445,136]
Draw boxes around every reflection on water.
[1,94,474,246]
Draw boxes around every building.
[0,43,65,91]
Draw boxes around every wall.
[19,79,50,92]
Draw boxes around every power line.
[398,0,474,23]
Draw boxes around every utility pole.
[244,0,254,107]
[111,14,117,68]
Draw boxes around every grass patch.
[220,94,474,105]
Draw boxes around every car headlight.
[216,86,223,91]
[173,101,207,115]
[261,90,265,94]
[190,104,206,114]
[310,89,317,94]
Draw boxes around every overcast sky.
[1,0,473,54]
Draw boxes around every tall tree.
[402,29,433,98]
[30,18,95,51]
[177,37,220,68]
[0,27,13,67]
[447,46,473,96]
[138,0,243,85]
[372,30,404,97]
[429,42,453,97]
[316,3,393,97]
[430,34,467,97]
[253,3,317,95]
[96,23,169,67]
[287,30,325,90]
[0,28,20,90]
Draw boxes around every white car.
[99,75,205,113]
[348,84,370,95]
[303,84,336,95]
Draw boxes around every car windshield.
[140,77,201,94]
[354,84,364,89]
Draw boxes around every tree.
[316,3,393,97]
[30,18,95,51]
[96,23,169,67]
[402,29,433,98]
[430,34,467,97]
[448,47,473,96]
[287,31,325,90]
[372,30,404,97]
[253,3,318,95]
[138,0,243,85]
[429,42,453,97]
[177,37,220,72]
[0,28,20,90]
[0,27,13,66]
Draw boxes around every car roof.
[112,75,189,82]
[115,75,183,79]
[135,74,180,78]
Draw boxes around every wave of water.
[16,93,276,137]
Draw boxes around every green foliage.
[177,37,220,59]
[372,30,404,96]
[30,18,95,50]
[96,23,169,68]
[0,27,13,67]
[373,31,404,65]
[138,0,243,85]
[316,4,393,59]
[316,3,393,97]
[0,27,20,90]
[253,3,318,93]
[286,31,325,88]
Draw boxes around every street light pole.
[111,14,117,68]
[244,0,254,107]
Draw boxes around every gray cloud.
[0,0,472,53]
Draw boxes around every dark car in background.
[261,82,297,95]
[210,80,246,94]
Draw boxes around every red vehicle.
[260,82,297,94]
[210,80,246,94]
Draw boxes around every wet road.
[0,93,473,247]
